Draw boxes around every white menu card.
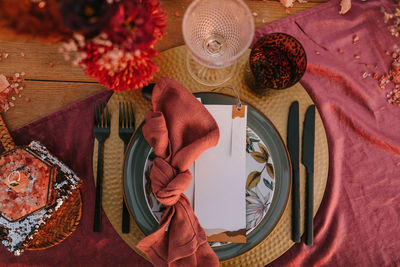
[194,104,247,243]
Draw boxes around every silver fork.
[119,102,135,233]
[93,103,110,232]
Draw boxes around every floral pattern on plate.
[143,127,275,244]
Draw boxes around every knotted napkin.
[136,77,220,267]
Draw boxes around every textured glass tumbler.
[182,0,254,86]
[245,33,307,95]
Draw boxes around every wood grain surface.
[0,0,327,131]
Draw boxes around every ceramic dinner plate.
[142,126,276,235]
[123,92,291,261]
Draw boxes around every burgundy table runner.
[1,0,400,265]
[0,90,151,266]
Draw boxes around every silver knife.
[287,101,300,243]
[302,105,315,246]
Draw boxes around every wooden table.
[0,0,327,131]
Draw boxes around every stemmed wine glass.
[182,0,254,86]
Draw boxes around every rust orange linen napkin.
[136,77,220,267]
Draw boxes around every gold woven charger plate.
[93,45,329,266]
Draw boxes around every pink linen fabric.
[137,77,220,267]
[254,0,400,266]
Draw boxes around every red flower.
[80,42,159,91]
[0,0,71,43]
[63,0,167,91]
[105,0,166,51]
[142,0,167,42]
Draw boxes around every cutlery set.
[93,102,135,233]
[287,101,315,246]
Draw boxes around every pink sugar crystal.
[0,74,9,92]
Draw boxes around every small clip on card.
[232,105,245,119]
[230,105,246,156]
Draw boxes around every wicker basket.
[0,114,15,151]
[27,190,82,250]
